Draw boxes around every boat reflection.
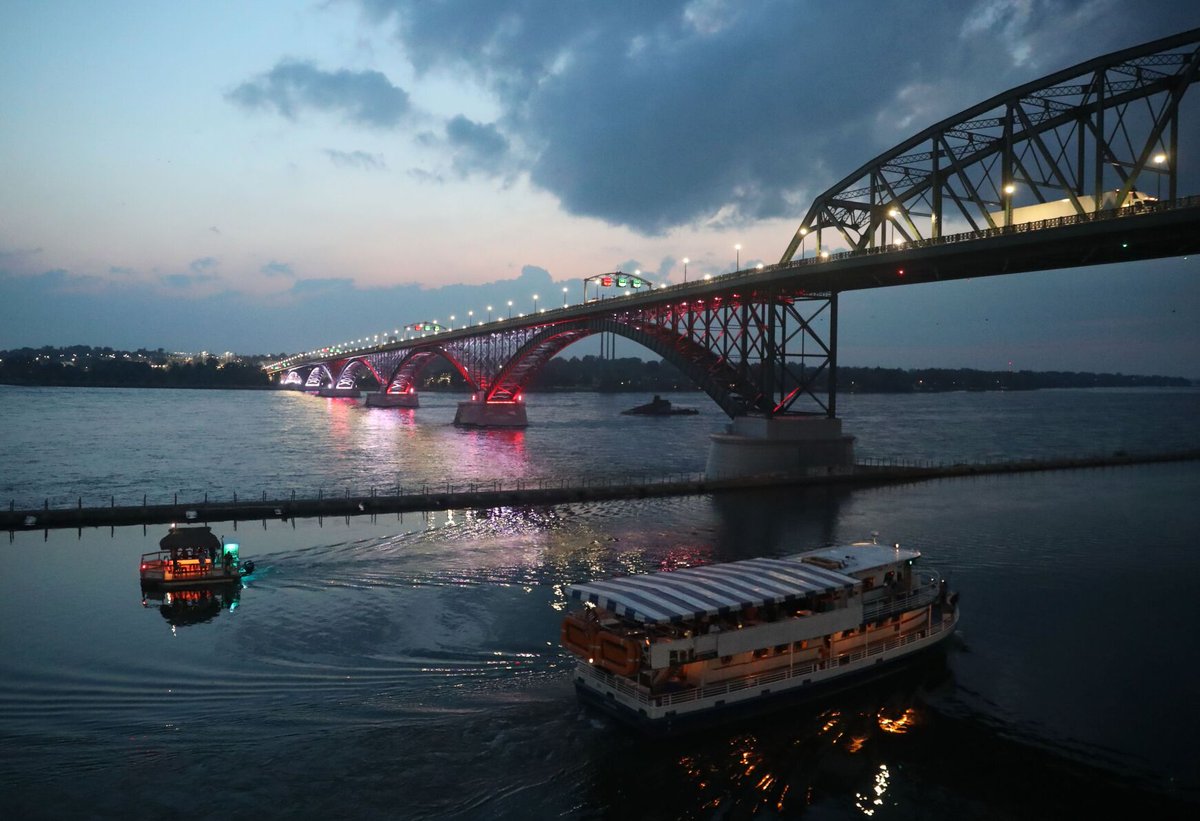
[585,652,954,818]
[141,582,243,629]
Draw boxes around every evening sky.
[1,1,1197,376]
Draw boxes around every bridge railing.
[268,194,1198,372]
[753,194,1200,277]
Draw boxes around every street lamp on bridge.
[487,305,493,322]
[1154,152,1168,200]
[799,227,809,259]
[683,257,689,282]
[532,293,539,314]
[562,286,568,307]
[468,310,474,326]
[507,300,513,318]
[734,244,741,271]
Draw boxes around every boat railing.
[862,571,940,622]
[577,611,955,709]
[140,550,221,577]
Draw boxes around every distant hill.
[0,346,1191,392]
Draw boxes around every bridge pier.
[364,391,419,408]
[454,398,528,427]
[316,386,362,398]
[706,416,855,478]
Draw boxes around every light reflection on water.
[0,387,1198,817]
[2,386,1198,508]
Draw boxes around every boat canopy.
[566,557,860,625]
[159,526,221,554]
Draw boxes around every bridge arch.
[331,357,386,390]
[378,346,482,395]
[483,316,759,416]
[300,364,333,389]
[781,28,1200,260]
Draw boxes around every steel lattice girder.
[291,289,837,419]
[781,28,1200,260]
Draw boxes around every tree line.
[1,346,1189,392]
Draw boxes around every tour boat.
[561,538,959,732]
[139,525,255,588]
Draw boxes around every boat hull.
[573,608,959,735]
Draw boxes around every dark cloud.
[324,149,388,170]
[261,261,295,278]
[160,258,220,289]
[353,0,1200,233]
[406,167,445,184]
[227,60,411,128]
[445,115,510,176]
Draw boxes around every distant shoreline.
[1,345,1193,392]
[1,381,1194,394]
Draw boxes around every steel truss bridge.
[268,29,1200,421]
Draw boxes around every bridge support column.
[454,399,528,427]
[706,416,855,478]
[364,391,419,408]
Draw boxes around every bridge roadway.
[271,195,1200,381]
[268,196,1200,477]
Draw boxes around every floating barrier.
[4,450,1197,532]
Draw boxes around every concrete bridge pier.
[316,386,362,398]
[454,398,528,427]
[706,416,855,479]
[364,391,419,408]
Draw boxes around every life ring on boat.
[560,612,598,658]
[594,630,640,677]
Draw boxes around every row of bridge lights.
[270,243,828,370]
[275,150,1176,373]
[292,150,1180,360]
[276,252,763,364]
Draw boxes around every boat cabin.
[563,544,926,689]
[140,526,243,587]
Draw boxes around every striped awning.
[566,557,859,625]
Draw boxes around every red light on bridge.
[600,276,613,287]
[898,269,905,276]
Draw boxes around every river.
[1,385,1198,818]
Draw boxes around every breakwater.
[5,450,1196,532]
